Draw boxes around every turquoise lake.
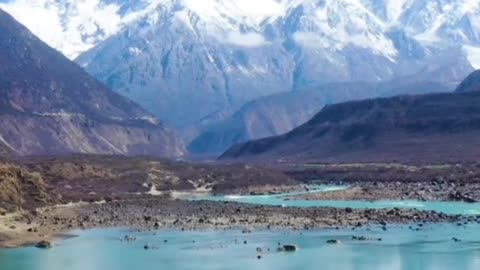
[3,185,480,270]
[2,224,480,270]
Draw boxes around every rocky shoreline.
[0,195,476,248]
[3,158,480,249]
[291,180,480,203]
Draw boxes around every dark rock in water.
[144,245,150,250]
[452,237,462,242]
[352,236,382,241]
[352,236,367,241]
[326,239,341,244]
[35,240,52,249]
[257,255,262,259]
[279,244,298,252]
[123,235,136,242]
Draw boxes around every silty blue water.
[1,224,480,270]
[193,185,480,215]
[3,185,480,270]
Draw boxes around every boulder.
[278,244,298,252]
[326,239,341,244]
[35,240,52,249]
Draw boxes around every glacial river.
[2,185,480,270]
[193,185,480,216]
[2,225,480,270]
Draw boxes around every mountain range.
[221,70,480,163]
[0,8,184,158]
[1,0,480,155]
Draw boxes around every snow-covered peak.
[0,0,292,58]
[2,0,480,61]
[0,0,126,58]
[182,0,285,26]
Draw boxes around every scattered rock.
[449,192,477,203]
[352,236,382,241]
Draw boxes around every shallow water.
[3,186,480,269]
[2,224,480,270]
[195,185,480,215]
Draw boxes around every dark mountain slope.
[455,70,480,92]
[0,8,184,158]
[221,77,480,163]
[189,80,451,155]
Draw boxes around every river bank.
[290,180,480,203]
[0,195,473,248]
[3,157,480,249]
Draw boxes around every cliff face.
[0,8,184,158]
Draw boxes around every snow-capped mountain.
[2,0,479,152]
[3,0,480,62]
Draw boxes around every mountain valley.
[2,0,479,154]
